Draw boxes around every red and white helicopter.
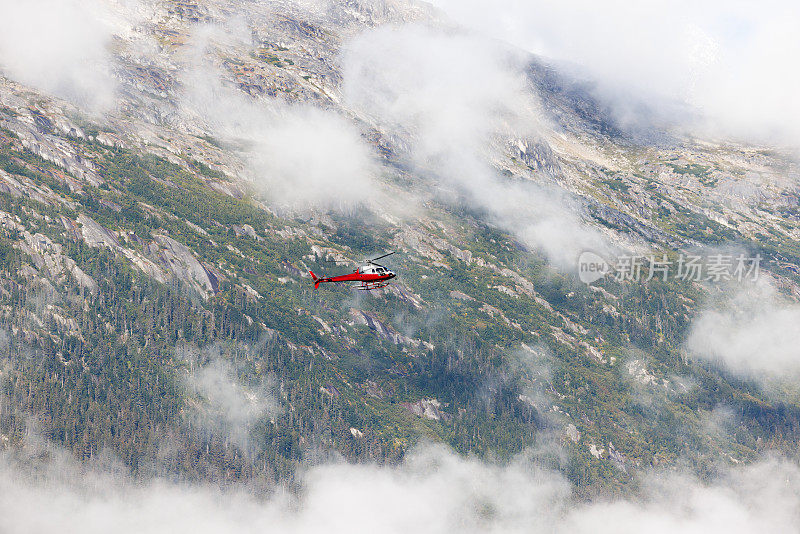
[309,252,396,290]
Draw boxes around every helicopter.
[309,252,396,290]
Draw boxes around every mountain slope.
[0,0,799,498]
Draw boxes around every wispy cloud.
[0,0,136,112]
[341,25,608,269]
[179,342,280,454]
[687,278,800,394]
[247,106,380,210]
[0,440,798,533]
[429,0,800,147]
[176,22,381,212]
[565,455,800,533]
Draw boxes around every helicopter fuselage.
[309,264,396,290]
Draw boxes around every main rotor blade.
[365,251,395,263]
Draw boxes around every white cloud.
[248,106,380,210]
[565,456,800,534]
[343,26,536,160]
[180,343,280,453]
[429,0,800,146]
[0,0,124,112]
[176,23,380,212]
[0,442,798,533]
[341,25,607,269]
[687,279,800,388]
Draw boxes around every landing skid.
[355,281,391,290]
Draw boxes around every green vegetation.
[254,49,294,68]
[602,175,631,194]
[668,163,710,177]
[197,134,223,148]
[189,158,227,180]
